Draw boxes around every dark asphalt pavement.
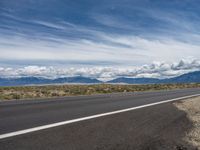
[0,88,200,135]
[0,88,200,150]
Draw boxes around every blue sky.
[1,0,200,80]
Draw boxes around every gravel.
[174,96,200,149]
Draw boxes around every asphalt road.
[0,88,200,135]
[0,88,200,150]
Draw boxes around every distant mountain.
[0,76,101,86]
[108,71,200,84]
[0,71,200,86]
[163,71,200,83]
[52,76,101,84]
[107,77,161,84]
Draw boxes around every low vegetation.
[0,83,200,100]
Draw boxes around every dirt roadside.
[174,96,200,149]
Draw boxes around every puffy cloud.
[0,59,200,81]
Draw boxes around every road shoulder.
[174,96,200,149]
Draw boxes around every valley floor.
[0,83,200,100]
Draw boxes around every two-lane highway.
[0,88,200,137]
[0,88,200,150]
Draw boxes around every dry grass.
[0,83,200,101]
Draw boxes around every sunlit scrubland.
[0,83,200,100]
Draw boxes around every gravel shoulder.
[174,96,200,149]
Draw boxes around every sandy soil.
[174,96,200,149]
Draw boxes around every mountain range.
[0,71,200,86]
[0,76,101,86]
[108,71,200,84]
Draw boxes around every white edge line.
[0,93,200,140]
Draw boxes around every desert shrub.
[51,92,59,97]
[1,83,200,100]
[10,93,21,99]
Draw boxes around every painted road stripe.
[0,93,200,140]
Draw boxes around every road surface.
[0,88,200,150]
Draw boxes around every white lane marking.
[0,93,200,140]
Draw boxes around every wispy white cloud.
[31,20,66,30]
[1,0,200,73]
[1,32,200,66]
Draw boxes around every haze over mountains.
[0,71,200,86]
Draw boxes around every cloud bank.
[0,59,200,81]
